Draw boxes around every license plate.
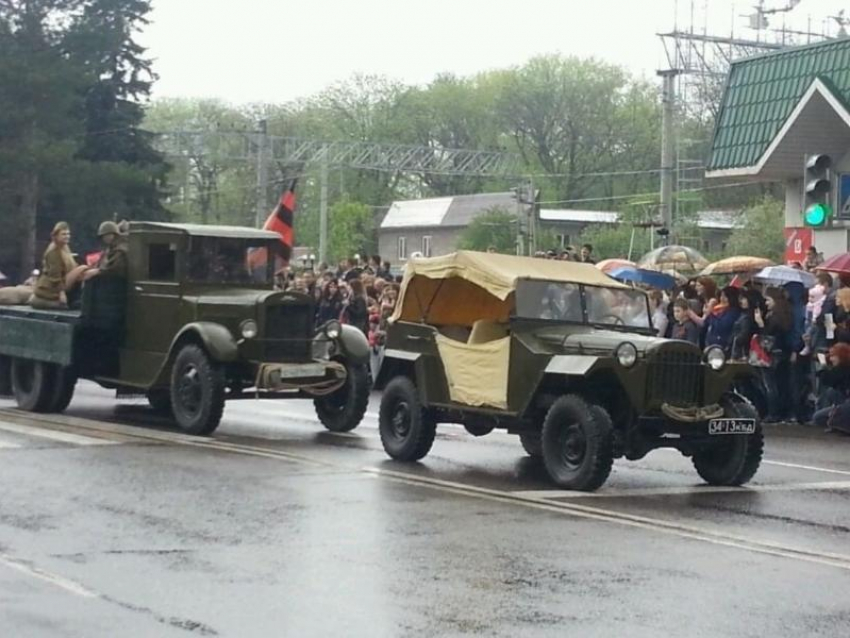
[277,363,326,379]
[708,418,756,435]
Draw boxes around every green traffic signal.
[804,203,831,226]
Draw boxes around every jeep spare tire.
[379,376,436,462]
[314,360,370,433]
[170,345,226,436]
[541,395,614,491]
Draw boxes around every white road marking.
[0,437,22,449]
[0,553,98,598]
[0,421,119,447]
[512,481,850,499]
[762,459,850,477]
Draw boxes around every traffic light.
[804,154,832,227]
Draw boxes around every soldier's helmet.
[97,221,120,237]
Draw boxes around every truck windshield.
[515,281,651,329]
[188,237,275,286]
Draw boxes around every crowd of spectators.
[276,255,402,351]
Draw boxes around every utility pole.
[658,69,680,235]
[254,119,269,228]
[319,146,329,266]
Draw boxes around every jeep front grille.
[263,304,314,361]
[645,349,703,407]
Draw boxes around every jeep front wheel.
[379,376,436,462]
[147,389,172,415]
[541,395,614,491]
[170,345,225,436]
[314,361,370,433]
[692,399,763,486]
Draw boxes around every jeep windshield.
[515,281,652,330]
[187,236,276,286]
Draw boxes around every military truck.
[0,223,371,435]
[374,251,763,491]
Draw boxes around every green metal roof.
[708,38,850,172]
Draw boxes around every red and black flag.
[249,179,297,273]
[263,178,297,261]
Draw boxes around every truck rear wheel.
[170,345,225,436]
[692,400,763,486]
[10,358,57,412]
[314,361,370,433]
[44,367,76,413]
[0,356,11,398]
[541,395,614,491]
[379,376,436,462]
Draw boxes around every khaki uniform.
[32,244,77,304]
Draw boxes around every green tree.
[329,198,374,262]
[725,196,785,262]
[458,207,518,253]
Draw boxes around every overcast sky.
[141,0,849,104]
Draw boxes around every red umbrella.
[817,253,850,274]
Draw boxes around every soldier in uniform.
[83,221,128,281]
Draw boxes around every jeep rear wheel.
[541,395,614,491]
[379,376,436,462]
[11,358,57,412]
[147,389,172,415]
[692,399,763,486]
[170,345,225,436]
[314,361,370,433]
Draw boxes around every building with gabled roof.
[706,37,850,258]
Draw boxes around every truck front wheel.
[541,395,614,491]
[379,376,436,462]
[170,345,225,436]
[314,361,370,433]
[692,400,763,486]
[10,358,57,412]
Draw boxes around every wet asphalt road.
[2,383,850,637]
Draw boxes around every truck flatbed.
[0,304,82,325]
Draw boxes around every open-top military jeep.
[0,222,370,435]
[374,251,763,491]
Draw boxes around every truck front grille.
[645,348,703,407]
[263,303,314,361]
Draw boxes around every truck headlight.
[240,320,258,340]
[705,346,726,371]
[324,320,341,340]
[615,342,638,368]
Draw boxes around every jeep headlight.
[705,345,726,371]
[615,342,638,368]
[324,320,342,340]
[240,320,258,340]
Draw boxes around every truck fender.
[171,322,239,363]
[331,325,370,363]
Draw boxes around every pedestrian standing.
[755,288,794,422]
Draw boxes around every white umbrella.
[753,265,816,287]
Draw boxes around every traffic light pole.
[658,69,680,235]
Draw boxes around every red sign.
[784,227,813,265]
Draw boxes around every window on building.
[422,235,432,258]
[398,236,407,261]
[556,234,570,248]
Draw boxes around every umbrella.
[817,253,850,274]
[700,256,774,277]
[596,258,634,274]
[608,266,677,290]
[753,265,816,287]
[637,245,709,274]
